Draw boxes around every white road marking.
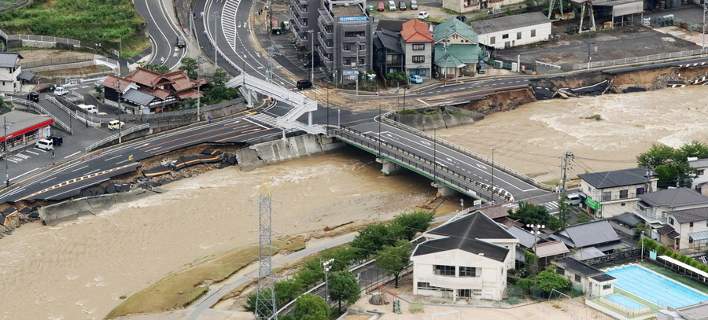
[25,150,39,155]
[13,167,40,180]
[34,148,47,153]
[64,151,81,159]
[243,117,270,129]
[104,154,124,161]
[72,165,89,173]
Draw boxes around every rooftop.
[553,220,620,248]
[579,167,652,189]
[433,18,478,43]
[506,225,537,248]
[677,301,708,320]
[401,19,433,43]
[0,53,21,68]
[611,212,643,228]
[0,111,53,142]
[639,187,708,209]
[429,211,516,240]
[689,158,708,169]
[412,236,509,262]
[670,207,708,224]
[434,45,481,67]
[470,12,550,35]
[557,257,604,277]
[374,30,403,53]
[534,240,569,258]
[332,4,365,18]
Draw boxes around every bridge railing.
[11,98,72,133]
[85,123,150,152]
[332,126,513,202]
[380,112,551,191]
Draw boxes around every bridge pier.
[432,182,457,197]
[377,158,401,176]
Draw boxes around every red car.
[377,1,385,11]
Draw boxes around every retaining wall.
[38,189,151,225]
[236,134,344,170]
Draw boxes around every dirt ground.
[17,49,95,64]
[436,86,708,185]
[0,149,438,320]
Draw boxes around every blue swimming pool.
[604,294,646,311]
[606,264,708,308]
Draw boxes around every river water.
[0,149,434,320]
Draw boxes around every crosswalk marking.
[26,150,39,155]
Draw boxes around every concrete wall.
[38,189,150,225]
[236,134,344,169]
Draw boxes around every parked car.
[409,74,424,84]
[377,1,385,11]
[417,11,429,19]
[410,0,418,9]
[35,139,54,151]
[78,104,98,114]
[176,36,186,48]
[48,136,63,147]
[367,3,375,11]
[53,86,69,96]
[108,120,125,130]
[387,0,396,10]
[566,193,583,206]
[296,79,313,90]
[398,0,407,10]
[27,91,39,102]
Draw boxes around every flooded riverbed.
[0,149,434,320]
[438,86,708,184]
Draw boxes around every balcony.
[317,34,333,54]
[318,8,334,24]
[292,16,307,31]
[290,3,307,18]
[316,46,333,68]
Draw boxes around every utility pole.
[3,116,8,187]
[213,16,218,67]
[256,193,277,320]
[308,30,315,82]
[559,151,575,228]
[703,0,707,52]
[490,148,495,203]
[433,128,437,184]
[378,103,382,157]
[322,259,334,303]
[355,42,360,96]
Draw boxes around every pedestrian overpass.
[226,73,324,134]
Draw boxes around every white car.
[387,0,396,10]
[53,86,69,96]
[417,11,429,19]
[35,139,54,151]
[108,120,125,130]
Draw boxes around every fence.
[22,56,94,69]
[85,123,150,152]
[567,49,708,71]
[582,248,641,268]
[11,98,72,133]
[47,96,101,128]
[7,34,81,47]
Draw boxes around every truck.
[77,104,98,114]
[271,17,282,35]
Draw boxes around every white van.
[566,193,583,206]
[108,120,125,130]
[54,86,69,96]
[35,139,54,151]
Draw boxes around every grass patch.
[106,236,306,319]
[0,0,148,58]
[640,262,708,294]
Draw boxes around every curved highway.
[135,0,187,69]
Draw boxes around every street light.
[322,258,334,303]
[526,223,545,253]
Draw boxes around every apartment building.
[578,167,657,218]
[289,0,320,48]
[0,53,21,93]
[316,0,374,84]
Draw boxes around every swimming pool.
[604,294,646,311]
[606,264,708,308]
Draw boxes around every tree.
[533,269,571,296]
[637,142,708,188]
[291,294,330,320]
[140,63,169,74]
[275,279,303,307]
[509,202,551,226]
[203,68,239,105]
[351,223,397,258]
[0,96,10,114]
[322,246,358,272]
[375,240,411,288]
[245,288,276,318]
[294,259,324,288]
[392,210,434,240]
[211,68,228,87]
[327,271,360,313]
[180,57,199,79]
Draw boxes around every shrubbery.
[640,237,708,273]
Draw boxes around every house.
[411,212,518,301]
[0,52,22,93]
[102,68,205,114]
[433,18,482,79]
[505,225,569,266]
[373,29,404,79]
[551,220,624,252]
[578,167,657,218]
[689,157,708,196]
[666,207,708,251]
[441,0,524,14]
[0,111,54,153]
[637,187,708,223]
[471,12,551,50]
[400,19,433,79]
[553,257,616,298]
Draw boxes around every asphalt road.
[0,114,279,203]
[134,0,187,70]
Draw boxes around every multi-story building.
[433,18,482,79]
[289,0,320,48]
[0,53,21,93]
[316,0,373,84]
[666,207,708,251]
[400,19,433,79]
[689,157,708,196]
[372,29,404,77]
[637,187,708,223]
[441,0,524,14]
[578,167,657,218]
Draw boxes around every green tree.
[322,246,358,272]
[533,269,571,296]
[327,271,360,313]
[180,57,199,79]
[245,288,276,318]
[141,63,169,74]
[392,210,435,240]
[509,202,551,226]
[294,259,324,288]
[203,69,239,105]
[275,279,303,307]
[291,294,330,320]
[0,96,10,114]
[375,240,411,288]
[637,142,708,188]
[351,223,396,258]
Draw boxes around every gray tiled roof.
[0,53,20,68]
[689,158,708,169]
[470,12,550,35]
[374,30,403,54]
[578,167,651,189]
[506,225,536,248]
[639,188,708,208]
[670,207,708,224]
[557,257,603,276]
[123,89,155,106]
[413,236,509,262]
[555,220,619,248]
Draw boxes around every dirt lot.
[16,49,95,65]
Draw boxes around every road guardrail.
[85,123,150,152]
[11,98,72,133]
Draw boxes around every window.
[531,29,536,37]
[619,190,628,199]
[412,43,425,51]
[697,169,705,176]
[602,191,612,201]
[434,265,455,276]
[636,187,645,195]
[574,274,581,282]
[516,32,522,40]
[556,267,565,274]
[490,36,496,45]
[669,217,675,225]
[417,282,431,289]
[690,222,694,227]
[602,284,612,290]
[343,43,351,51]
[458,289,472,298]
[459,266,478,277]
[412,55,425,63]
[502,34,509,39]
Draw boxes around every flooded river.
[438,86,708,184]
[0,149,433,320]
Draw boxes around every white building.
[442,0,524,14]
[411,212,518,301]
[666,207,708,251]
[553,257,615,298]
[689,157,708,196]
[0,53,22,93]
[471,12,552,50]
[637,187,708,223]
[578,167,657,218]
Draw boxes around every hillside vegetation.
[0,0,148,57]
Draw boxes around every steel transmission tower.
[559,151,574,228]
[255,193,277,319]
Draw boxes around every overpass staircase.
[227,73,324,135]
